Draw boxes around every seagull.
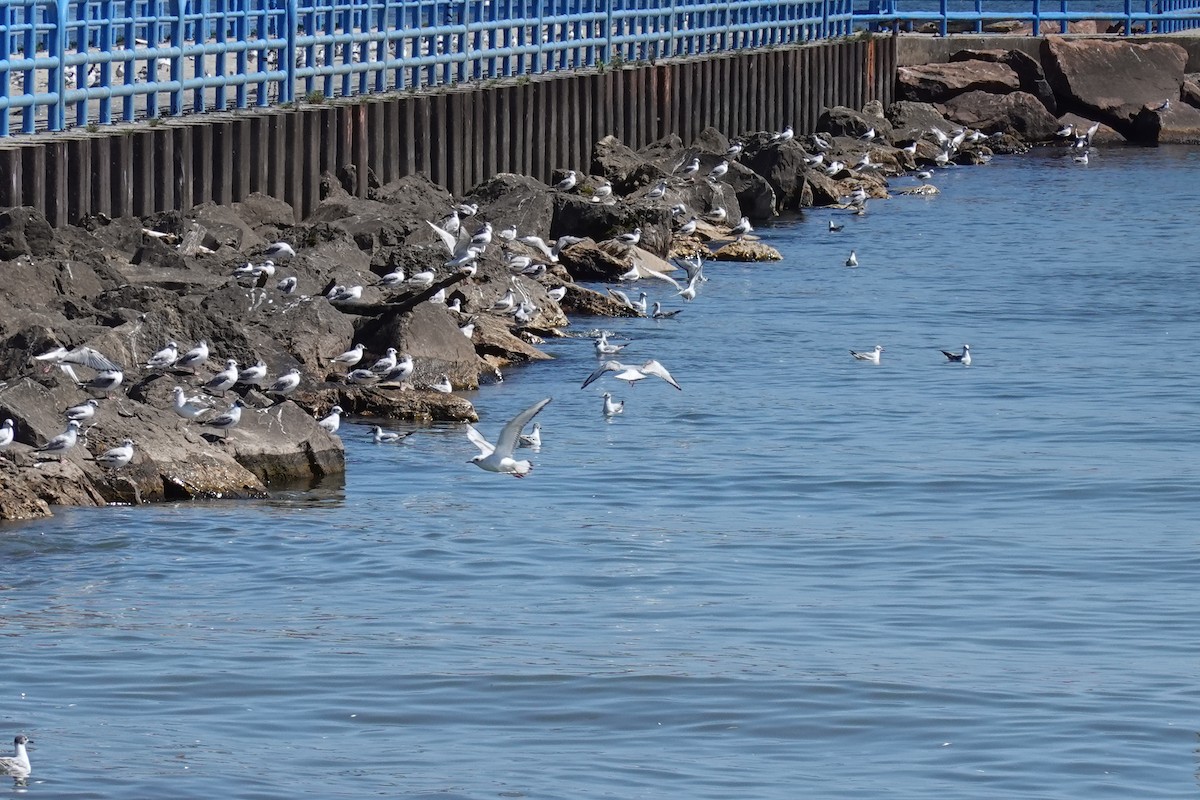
[65,398,100,422]
[725,140,744,158]
[847,186,868,206]
[646,180,668,201]
[318,406,343,434]
[729,217,752,237]
[175,340,209,373]
[34,344,121,373]
[376,268,406,288]
[266,368,301,398]
[454,202,478,217]
[330,343,365,369]
[616,228,641,247]
[941,344,972,365]
[35,420,81,458]
[705,206,727,224]
[263,241,296,259]
[518,422,542,448]
[595,333,627,355]
[825,160,845,176]
[547,286,567,303]
[203,399,245,438]
[369,347,398,375]
[498,224,518,242]
[804,152,825,167]
[429,374,453,393]
[850,345,884,364]
[383,353,414,383]
[914,170,933,180]
[144,341,178,370]
[470,222,493,248]
[581,359,681,390]
[81,369,124,396]
[0,735,31,778]
[858,127,876,142]
[1154,99,1170,112]
[490,289,516,313]
[236,359,268,387]
[678,157,700,179]
[678,217,698,236]
[202,358,239,396]
[772,125,794,141]
[172,386,212,420]
[459,319,476,339]
[652,302,682,319]
[602,392,624,417]
[829,219,844,232]
[0,420,13,453]
[591,183,613,203]
[276,276,298,294]
[446,297,463,312]
[405,270,436,290]
[708,160,729,182]
[901,141,918,156]
[371,425,411,444]
[329,285,363,302]
[553,170,577,191]
[345,368,379,386]
[93,438,134,470]
[465,397,551,478]
[617,264,641,282]
[845,250,858,268]
[1055,123,1076,138]
[1073,150,1090,165]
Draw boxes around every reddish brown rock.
[1129,102,1200,144]
[898,61,1021,104]
[941,91,1060,142]
[1041,37,1187,131]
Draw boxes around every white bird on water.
[602,392,624,417]
[371,425,411,444]
[582,359,682,390]
[518,422,542,449]
[941,344,972,366]
[466,397,551,478]
[845,250,858,268]
[850,345,884,365]
[0,735,31,778]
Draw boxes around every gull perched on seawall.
[941,344,971,365]
[466,397,551,478]
[582,359,682,390]
[0,735,31,778]
[850,345,884,364]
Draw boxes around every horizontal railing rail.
[0,0,1198,136]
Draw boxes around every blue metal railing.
[1,0,1198,136]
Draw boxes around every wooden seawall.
[0,36,896,227]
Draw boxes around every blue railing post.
[284,0,297,102]
[50,0,69,131]
[171,0,185,116]
[1124,0,1133,32]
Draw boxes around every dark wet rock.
[591,135,672,195]
[721,160,777,221]
[555,238,631,282]
[551,194,668,256]
[742,139,811,210]
[1041,37,1188,133]
[558,282,643,318]
[232,192,297,232]
[898,60,1022,104]
[942,91,1061,142]
[464,173,556,238]
[1183,79,1200,110]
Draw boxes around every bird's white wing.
[493,398,552,457]
[608,288,632,308]
[465,424,495,456]
[581,360,624,389]
[640,359,682,390]
[642,267,681,290]
[427,220,460,256]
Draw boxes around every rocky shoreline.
[1,35,1194,520]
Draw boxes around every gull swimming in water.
[941,344,972,365]
[65,398,99,422]
[845,250,858,268]
[466,397,552,478]
[594,332,628,355]
[93,438,134,470]
[582,359,682,390]
[203,399,245,438]
[850,345,884,364]
[318,406,343,434]
[602,392,624,416]
[35,420,81,458]
[0,735,31,778]
[429,374,453,393]
[518,422,542,448]
[371,425,411,444]
[172,386,212,420]
[829,219,844,232]
[652,302,682,319]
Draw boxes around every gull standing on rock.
[466,397,551,478]
[65,398,99,422]
[368,348,398,375]
[237,359,268,388]
[0,419,14,454]
[172,386,212,420]
[267,368,302,399]
[81,368,124,397]
[93,438,135,470]
[591,180,613,203]
[678,157,701,180]
[318,406,343,434]
[203,359,239,397]
[708,160,729,182]
[263,241,296,259]
[145,341,179,370]
[175,340,209,373]
[430,374,453,393]
[203,399,245,438]
[35,420,81,459]
[553,170,577,192]
[330,343,365,369]
[850,345,884,365]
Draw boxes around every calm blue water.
[3,145,1200,799]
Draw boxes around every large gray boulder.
[1041,37,1188,131]
[886,101,957,143]
[898,60,1022,104]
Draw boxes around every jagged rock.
[1041,37,1188,132]
[551,194,671,256]
[711,240,782,262]
[0,207,55,260]
[464,173,556,240]
[232,192,296,232]
[886,101,957,144]
[1055,112,1124,145]
[1183,79,1200,109]
[898,61,1021,104]
[558,282,642,318]
[189,203,263,252]
[721,161,777,221]
[742,139,810,210]
[292,384,478,423]
[941,91,1061,142]
[816,106,895,145]
[556,238,631,282]
[1128,102,1200,144]
[950,48,1057,113]
[591,135,671,195]
[132,235,187,270]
